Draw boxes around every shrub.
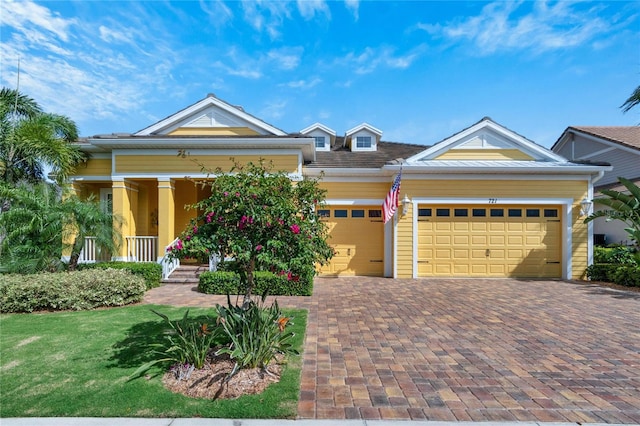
[612,265,640,287]
[198,270,313,296]
[0,269,146,313]
[585,264,618,282]
[594,246,638,266]
[131,310,224,379]
[78,261,162,289]
[215,294,297,372]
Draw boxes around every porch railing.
[161,237,180,279]
[126,236,158,263]
[78,237,98,264]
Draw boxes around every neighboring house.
[552,126,640,246]
[70,94,609,279]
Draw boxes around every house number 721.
[488,198,498,204]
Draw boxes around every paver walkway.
[144,277,640,423]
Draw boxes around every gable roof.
[135,93,287,136]
[300,123,337,136]
[345,123,383,137]
[406,117,567,163]
[553,126,640,152]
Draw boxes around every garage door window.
[418,208,432,217]
[526,209,540,217]
[454,208,468,217]
[436,208,450,217]
[369,210,382,218]
[490,209,504,217]
[352,209,365,218]
[334,209,348,218]
[318,209,330,218]
[544,209,558,217]
[473,208,486,217]
[508,209,522,217]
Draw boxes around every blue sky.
[1,1,638,148]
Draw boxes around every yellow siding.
[319,181,389,199]
[436,149,534,161]
[396,204,414,278]
[168,127,260,136]
[115,154,298,174]
[174,180,198,236]
[75,158,111,176]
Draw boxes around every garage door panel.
[418,204,561,278]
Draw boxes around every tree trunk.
[242,258,256,309]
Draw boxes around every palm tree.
[0,182,123,273]
[584,177,640,248]
[0,87,85,185]
[621,85,640,114]
[62,191,123,271]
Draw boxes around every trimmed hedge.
[585,263,618,282]
[198,270,313,296]
[77,261,162,289]
[612,266,640,287]
[0,269,146,313]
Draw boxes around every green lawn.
[0,304,306,418]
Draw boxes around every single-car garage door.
[417,205,561,277]
[319,206,384,276]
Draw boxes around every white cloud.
[199,0,234,28]
[344,0,359,21]
[0,0,75,41]
[296,0,330,20]
[282,78,322,90]
[260,100,288,120]
[267,47,303,70]
[339,45,423,74]
[241,1,292,40]
[416,1,622,55]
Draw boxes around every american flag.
[382,171,402,224]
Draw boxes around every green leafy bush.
[612,266,640,287]
[198,270,312,296]
[585,264,619,282]
[131,310,224,379]
[78,261,162,289]
[215,294,297,373]
[593,246,638,266]
[0,269,146,313]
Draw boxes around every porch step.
[162,264,208,285]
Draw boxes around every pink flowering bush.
[170,160,333,306]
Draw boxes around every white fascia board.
[406,120,567,163]
[135,97,287,136]
[345,122,383,137]
[300,122,336,136]
[382,163,612,175]
[324,199,383,205]
[92,137,315,162]
[303,167,391,178]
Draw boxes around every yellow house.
[70,94,610,280]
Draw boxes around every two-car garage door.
[417,205,561,278]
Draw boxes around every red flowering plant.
[171,160,333,307]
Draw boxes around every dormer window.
[356,136,372,149]
[300,123,335,152]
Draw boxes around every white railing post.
[160,237,180,279]
[78,236,97,264]
[125,236,158,263]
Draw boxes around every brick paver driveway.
[144,277,640,423]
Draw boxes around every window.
[318,209,330,218]
[526,209,540,217]
[334,209,348,218]
[508,209,522,217]
[472,208,486,217]
[544,209,558,218]
[356,136,372,148]
[490,209,504,217]
[418,208,432,217]
[436,208,450,217]
[454,208,468,217]
[352,209,365,218]
[314,136,326,149]
[368,210,382,218]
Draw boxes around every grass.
[0,304,307,418]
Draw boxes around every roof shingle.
[569,126,640,151]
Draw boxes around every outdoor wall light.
[402,194,411,216]
[580,197,592,217]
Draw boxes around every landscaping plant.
[169,160,333,307]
